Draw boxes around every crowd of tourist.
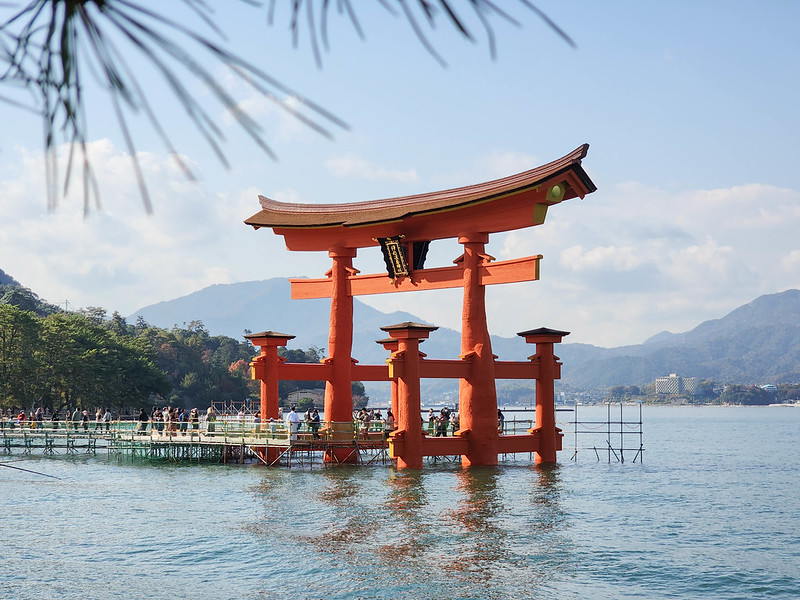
[0,407,113,431]
[1,404,511,438]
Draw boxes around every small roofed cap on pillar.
[517,327,570,343]
[244,331,296,344]
[375,337,425,346]
[381,322,438,336]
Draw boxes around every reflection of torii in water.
[244,144,597,468]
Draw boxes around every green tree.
[0,285,61,316]
[606,385,642,402]
[777,383,800,403]
[38,312,97,411]
[108,311,131,337]
[37,312,169,413]
[719,384,771,406]
[694,379,719,402]
[296,396,317,413]
[607,385,627,400]
[106,336,171,410]
[0,305,41,410]
[140,323,255,408]
[78,306,107,325]
[352,380,369,410]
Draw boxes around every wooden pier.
[0,422,392,467]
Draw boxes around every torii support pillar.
[518,327,569,465]
[376,338,402,421]
[383,323,438,469]
[245,331,295,464]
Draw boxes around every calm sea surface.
[1,406,798,600]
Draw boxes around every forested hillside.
[0,303,257,414]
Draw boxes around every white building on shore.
[655,373,696,395]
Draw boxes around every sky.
[1,1,799,348]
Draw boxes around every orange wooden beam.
[277,362,334,381]
[351,363,390,381]
[419,359,472,379]
[497,434,540,454]
[389,433,470,458]
[390,433,548,457]
[493,361,539,380]
[421,435,470,456]
[274,358,540,383]
[291,255,541,299]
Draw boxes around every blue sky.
[1,1,799,348]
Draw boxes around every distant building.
[760,384,777,394]
[655,373,696,395]
[287,388,325,407]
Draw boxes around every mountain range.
[129,278,800,389]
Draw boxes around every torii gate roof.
[245,144,596,251]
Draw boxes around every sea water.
[1,406,798,600]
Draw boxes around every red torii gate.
[244,144,596,467]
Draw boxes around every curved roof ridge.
[246,144,593,230]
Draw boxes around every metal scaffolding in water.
[565,402,644,463]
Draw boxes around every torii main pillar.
[324,248,358,463]
[458,233,500,466]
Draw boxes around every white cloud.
[0,140,329,316]
[428,150,541,189]
[324,154,418,182]
[480,150,540,179]
[559,245,647,273]
[782,250,800,271]
[477,180,800,345]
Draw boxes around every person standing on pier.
[435,411,449,437]
[383,410,395,440]
[190,408,199,433]
[81,410,89,431]
[138,408,149,432]
[103,408,112,431]
[205,407,216,434]
[304,407,314,432]
[285,406,300,441]
[71,407,79,431]
[310,409,321,439]
[178,408,188,435]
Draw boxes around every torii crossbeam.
[244,144,596,467]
